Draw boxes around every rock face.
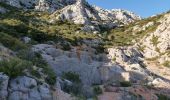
[108,47,151,83]
[0,73,9,100]
[0,73,75,100]
[0,0,38,9]
[51,0,140,31]
[0,0,76,12]
[139,13,170,59]
[32,44,125,85]
[8,76,52,100]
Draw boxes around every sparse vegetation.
[138,44,146,52]
[151,35,159,46]
[0,33,27,51]
[163,61,170,68]
[0,58,32,78]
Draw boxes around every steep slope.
[139,13,170,59]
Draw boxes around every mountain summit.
[50,0,141,31]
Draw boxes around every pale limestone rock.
[22,37,31,43]
[32,44,124,86]
[139,13,170,58]
[39,84,52,100]
[152,78,164,86]
[9,76,53,100]
[108,47,143,64]
[0,73,9,100]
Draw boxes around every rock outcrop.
[107,47,152,83]
[0,0,76,12]
[0,73,76,100]
[32,44,125,85]
[139,13,170,59]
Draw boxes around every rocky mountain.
[0,0,140,32]
[0,0,170,100]
[50,0,141,32]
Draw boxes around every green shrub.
[151,35,159,46]
[62,72,81,83]
[138,45,146,52]
[163,61,170,68]
[0,33,27,51]
[120,81,132,87]
[0,58,32,78]
[93,45,106,54]
[62,43,71,51]
[62,72,82,95]
[63,82,82,95]
[93,86,102,95]
[112,57,116,62]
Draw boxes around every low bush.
[93,86,102,95]
[62,72,82,95]
[62,72,81,83]
[0,57,32,78]
[0,33,27,51]
[162,61,170,68]
[151,35,159,46]
[120,81,132,87]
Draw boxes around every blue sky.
[87,0,170,18]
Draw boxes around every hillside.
[0,0,170,100]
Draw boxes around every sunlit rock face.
[139,13,170,59]
[50,0,140,31]
[0,0,76,12]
